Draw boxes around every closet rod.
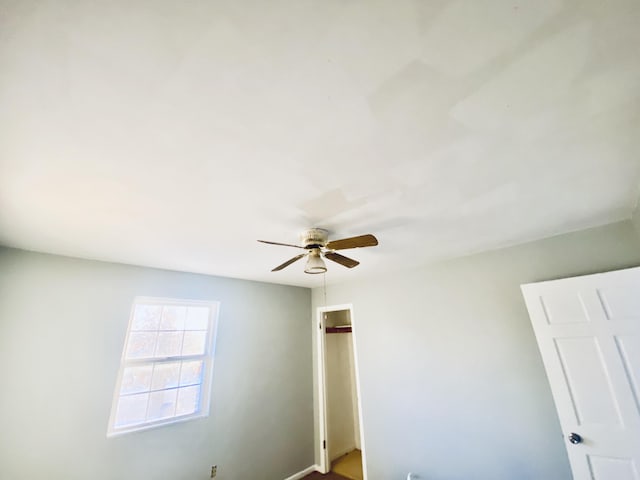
[325,326,352,334]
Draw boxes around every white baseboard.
[330,446,356,463]
[283,464,318,480]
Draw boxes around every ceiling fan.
[258,228,378,274]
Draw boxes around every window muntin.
[108,298,219,436]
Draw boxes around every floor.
[301,472,350,480]
[331,450,363,480]
[302,450,363,480]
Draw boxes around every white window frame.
[107,296,220,437]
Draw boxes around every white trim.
[350,306,368,480]
[316,304,368,480]
[331,446,356,462]
[316,305,331,472]
[283,465,318,480]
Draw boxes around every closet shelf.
[326,325,352,334]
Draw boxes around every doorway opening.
[317,305,367,480]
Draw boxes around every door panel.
[554,337,621,426]
[588,455,639,480]
[597,288,640,321]
[522,266,640,480]
[540,292,590,324]
[615,336,640,414]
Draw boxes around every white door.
[521,267,640,480]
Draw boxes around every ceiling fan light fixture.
[260,229,377,274]
[304,250,327,274]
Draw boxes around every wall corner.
[632,204,640,245]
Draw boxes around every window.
[107,297,220,436]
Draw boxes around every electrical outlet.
[210,465,217,478]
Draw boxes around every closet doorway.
[317,305,367,480]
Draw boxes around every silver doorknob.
[568,433,582,444]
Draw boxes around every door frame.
[316,303,368,479]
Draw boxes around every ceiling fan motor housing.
[300,228,328,249]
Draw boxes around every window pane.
[120,365,153,395]
[109,298,219,435]
[186,307,209,330]
[115,393,149,427]
[131,305,161,331]
[148,389,177,421]
[155,331,183,357]
[151,362,180,391]
[179,360,203,386]
[182,331,207,355]
[160,306,186,331]
[176,385,201,416]
[126,332,157,359]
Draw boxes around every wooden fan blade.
[258,240,305,249]
[272,253,307,272]
[326,234,378,250]
[324,252,360,268]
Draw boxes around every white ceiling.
[1,0,639,288]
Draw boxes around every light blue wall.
[633,206,640,244]
[313,220,640,480]
[0,248,312,480]
[4,219,640,480]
